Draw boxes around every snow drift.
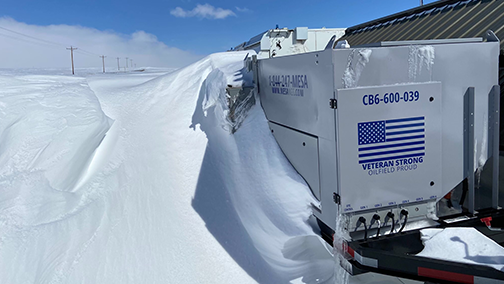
[0,52,340,283]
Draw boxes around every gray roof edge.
[346,0,464,33]
[354,37,483,48]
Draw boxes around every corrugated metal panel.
[436,2,485,39]
[341,0,504,49]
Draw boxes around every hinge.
[333,192,341,204]
[329,98,337,109]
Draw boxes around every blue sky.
[0,0,437,68]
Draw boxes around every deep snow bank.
[188,53,334,283]
[0,74,112,220]
[0,74,112,283]
[0,50,423,284]
[0,52,336,284]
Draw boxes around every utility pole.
[125,57,129,69]
[100,55,106,73]
[116,57,120,71]
[130,59,133,69]
[420,0,423,5]
[66,46,77,75]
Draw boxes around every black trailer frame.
[344,210,504,284]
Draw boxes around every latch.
[329,99,337,109]
[333,192,341,204]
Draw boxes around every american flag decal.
[358,116,425,164]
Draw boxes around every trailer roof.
[338,0,504,145]
[339,0,504,50]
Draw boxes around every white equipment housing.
[252,35,500,233]
[233,27,346,59]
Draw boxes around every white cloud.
[235,7,251,13]
[170,4,236,19]
[0,17,203,69]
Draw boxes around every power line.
[0,25,102,58]
[0,31,98,60]
[75,49,96,56]
[0,29,94,61]
[74,50,97,58]
[0,26,66,48]
[78,48,101,57]
[0,31,62,50]
[0,25,140,72]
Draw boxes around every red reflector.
[418,267,473,284]
[347,246,355,258]
[481,217,493,227]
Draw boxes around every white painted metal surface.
[233,27,346,58]
[337,82,442,213]
[256,39,499,231]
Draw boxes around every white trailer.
[246,32,504,283]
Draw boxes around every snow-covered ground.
[0,53,421,283]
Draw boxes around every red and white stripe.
[345,244,504,283]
